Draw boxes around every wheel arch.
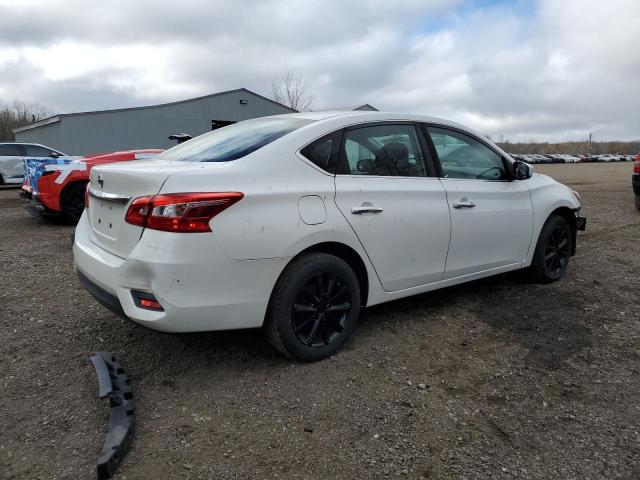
[60,179,88,206]
[281,241,370,307]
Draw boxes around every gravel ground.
[1,162,639,480]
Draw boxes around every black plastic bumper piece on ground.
[78,270,127,320]
[90,352,135,480]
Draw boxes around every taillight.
[634,155,640,174]
[85,183,90,209]
[124,192,243,233]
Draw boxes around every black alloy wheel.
[62,182,87,224]
[543,223,571,277]
[291,271,352,348]
[529,214,573,283]
[265,252,361,362]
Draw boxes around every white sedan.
[74,111,585,361]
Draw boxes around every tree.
[271,71,314,112]
[0,100,55,141]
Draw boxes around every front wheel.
[635,195,640,211]
[529,214,573,283]
[265,252,361,362]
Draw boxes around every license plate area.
[91,199,126,240]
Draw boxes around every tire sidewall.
[270,254,361,362]
[61,181,87,223]
[534,215,572,281]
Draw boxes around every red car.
[21,149,162,222]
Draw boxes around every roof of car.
[279,110,486,140]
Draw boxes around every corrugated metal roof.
[14,88,296,133]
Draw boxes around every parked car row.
[510,153,636,164]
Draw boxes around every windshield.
[156,117,312,162]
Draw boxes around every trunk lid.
[87,159,220,258]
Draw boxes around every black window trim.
[422,123,515,182]
[336,121,438,178]
[296,128,345,176]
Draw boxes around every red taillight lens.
[634,156,640,174]
[124,192,243,233]
[85,184,90,209]
[125,195,154,227]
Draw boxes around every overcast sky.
[0,0,638,141]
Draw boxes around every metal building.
[13,88,296,156]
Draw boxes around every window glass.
[428,127,507,180]
[0,144,25,156]
[24,145,56,157]
[300,131,340,173]
[341,124,427,177]
[157,117,312,162]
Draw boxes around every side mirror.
[49,151,61,158]
[513,161,533,180]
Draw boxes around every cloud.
[0,0,638,140]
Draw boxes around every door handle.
[351,206,384,214]
[453,199,476,209]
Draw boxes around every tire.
[265,252,361,362]
[635,195,640,211]
[529,215,573,284]
[61,182,87,224]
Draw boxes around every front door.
[334,123,451,292]
[425,126,533,279]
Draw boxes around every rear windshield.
[156,117,312,162]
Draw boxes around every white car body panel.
[73,111,581,333]
[440,177,533,278]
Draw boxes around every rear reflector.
[131,290,164,311]
[125,192,243,233]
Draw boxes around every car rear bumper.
[73,212,285,333]
[633,173,640,195]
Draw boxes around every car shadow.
[357,271,592,370]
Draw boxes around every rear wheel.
[635,195,640,211]
[61,182,87,224]
[265,252,360,362]
[529,215,573,283]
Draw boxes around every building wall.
[14,122,63,152]
[15,90,294,155]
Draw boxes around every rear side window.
[0,144,25,156]
[157,117,313,163]
[300,131,341,173]
[339,124,427,177]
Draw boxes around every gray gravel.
[0,162,639,479]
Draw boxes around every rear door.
[425,125,533,279]
[334,123,451,292]
[0,144,26,184]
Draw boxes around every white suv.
[0,142,66,185]
[74,111,586,361]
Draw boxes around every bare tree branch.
[0,100,55,141]
[271,71,314,111]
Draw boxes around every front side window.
[0,144,25,156]
[157,117,313,163]
[340,124,427,177]
[300,131,341,173]
[427,127,508,180]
